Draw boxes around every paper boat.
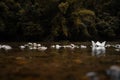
[92,41,106,47]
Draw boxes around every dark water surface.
[0,42,120,80]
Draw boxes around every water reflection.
[0,42,120,80]
[106,65,120,80]
[92,47,106,57]
[86,72,99,80]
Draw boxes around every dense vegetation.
[0,0,120,41]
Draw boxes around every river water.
[0,42,120,80]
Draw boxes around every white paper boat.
[92,41,106,47]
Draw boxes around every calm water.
[0,42,120,80]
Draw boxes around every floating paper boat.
[92,41,106,47]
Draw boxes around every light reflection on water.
[0,43,120,59]
[0,42,120,80]
[92,47,106,57]
[0,43,120,58]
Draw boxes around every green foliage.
[96,19,116,39]
[58,2,69,14]
[0,20,5,32]
[0,0,119,41]
[77,9,95,16]
[23,22,43,36]
[71,9,97,40]
[51,13,69,40]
